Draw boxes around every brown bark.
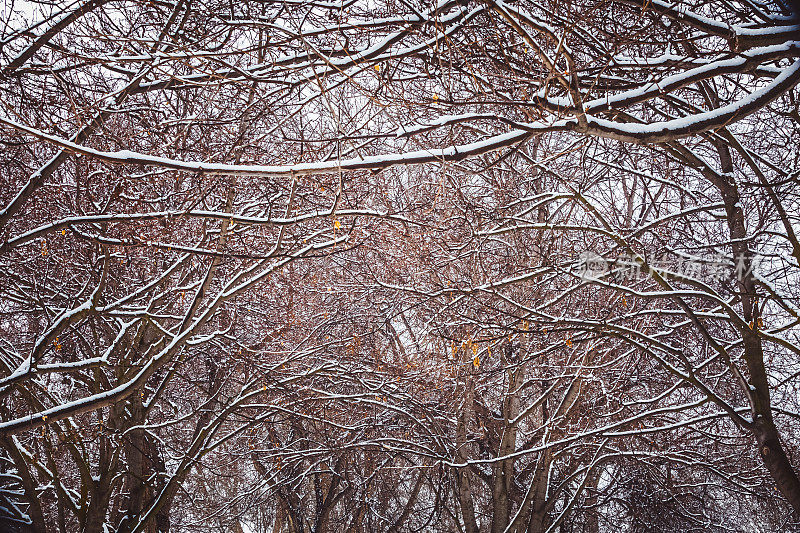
[712,139,800,514]
[387,473,425,533]
[490,353,526,533]
[455,376,479,533]
[0,437,48,533]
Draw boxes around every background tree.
[1,0,799,531]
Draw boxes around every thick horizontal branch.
[0,114,541,177]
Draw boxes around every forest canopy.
[1,0,800,531]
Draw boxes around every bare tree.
[1,0,799,531]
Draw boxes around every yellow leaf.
[374,64,380,71]
[473,356,480,369]
[334,220,341,230]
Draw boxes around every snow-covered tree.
[1,0,799,531]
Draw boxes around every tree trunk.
[712,140,800,514]
[491,353,525,533]
[455,376,479,533]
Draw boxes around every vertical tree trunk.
[455,376,479,533]
[712,140,800,514]
[491,352,526,533]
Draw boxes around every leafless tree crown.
[1,0,800,531]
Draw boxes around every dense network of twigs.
[1,0,800,531]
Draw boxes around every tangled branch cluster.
[1,0,799,531]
